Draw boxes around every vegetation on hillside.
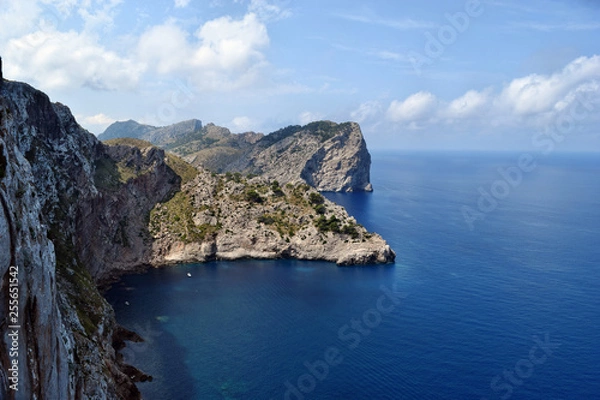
[165,153,198,184]
[97,138,199,188]
[104,137,155,148]
[149,191,221,243]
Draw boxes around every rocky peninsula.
[0,66,394,399]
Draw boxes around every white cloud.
[5,29,144,91]
[351,101,383,123]
[137,13,270,90]
[137,21,191,74]
[248,0,292,21]
[76,113,116,134]
[231,116,255,131]
[195,13,269,69]
[80,113,116,125]
[1,1,273,93]
[496,55,600,116]
[174,0,191,8]
[510,21,600,32]
[385,55,600,131]
[299,111,324,125]
[444,89,490,120]
[0,0,50,42]
[334,13,435,30]
[0,0,137,91]
[387,91,438,122]
[77,0,122,32]
[375,51,404,61]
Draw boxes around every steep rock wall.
[0,81,145,399]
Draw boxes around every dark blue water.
[106,151,600,399]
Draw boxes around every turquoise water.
[106,151,600,399]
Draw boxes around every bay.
[106,151,600,399]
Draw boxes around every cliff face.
[0,95,71,399]
[0,75,393,398]
[251,122,372,192]
[101,120,373,192]
[0,80,151,399]
[81,141,181,283]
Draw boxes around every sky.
[0,0,599,151]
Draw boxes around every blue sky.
[1,0,599,150]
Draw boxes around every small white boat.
[187,272,192,277]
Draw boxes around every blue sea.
[106,151,600,400]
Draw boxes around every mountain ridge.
[99,118,373,192]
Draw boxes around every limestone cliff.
[0,72,393,399]
[248,122,372,192]
[1,80,145,399]
[1,96,71,399]
[101,120,373,192]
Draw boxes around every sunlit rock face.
[101,119,374,192]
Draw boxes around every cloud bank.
[1,0,275,92]
[380,55,600,131]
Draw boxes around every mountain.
[100,119,373,192]
[0,67,393,398]
[99,119,203,146]
[98,119,156,141]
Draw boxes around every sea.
[105,151,600,400]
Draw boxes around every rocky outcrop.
[148,171,393,266]
[251,122,372,192]
[101,120,373,192]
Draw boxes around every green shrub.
[308,192,325,205]
[245,190,264,204]
[341,223,359,239]
[270,180,285,197]
[257,215,276,225]
[314,215,341,233]
[314,204,326,215]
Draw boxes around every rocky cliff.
[0,72,393,399]
[100,120,373,192]
[1,79,146,399]
[148,170,393,266]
